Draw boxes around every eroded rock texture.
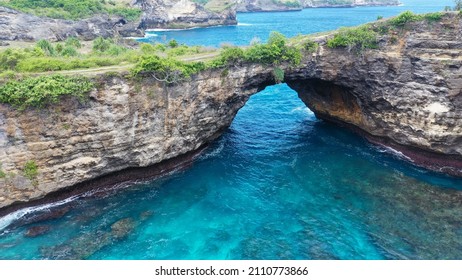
[0,65,274,209]
[0,6,142,41]
[286,14,462,176]
[1,14,461,212]
[133,0,237,29]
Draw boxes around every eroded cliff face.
[0,65,274,210]
[1,14,462,212]
[237,0,302,12]
[286,14,462,176]
[133,0,237,29]
[0,6,142,42]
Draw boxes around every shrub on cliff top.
[209,32,302,67]
[327,26,378,52]
[132,55,206,84]
[0,75,94,109]
[244,32,302,65]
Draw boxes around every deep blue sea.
[1,0,461,260]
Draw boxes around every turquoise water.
[1,0,461,260]
[139,0,455,46]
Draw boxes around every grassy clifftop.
[0,0,141,21]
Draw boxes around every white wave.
[377,145,413,162]
[0,195,79,232]
[291,106,311,113]
[237,23,252,26]
[200,140,225,160]
[147,27,199,32]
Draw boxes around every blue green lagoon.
[0,0,461,260]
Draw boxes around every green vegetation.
[273,67,284,83]
[304,39,319,53]
[0,75,94,109]
[0,163,5,179]
[133,32,301,84]
[23,160,38,180]
[327,25,378,52]
[0,0,141,21]
[0,37,138,74]
[132,55,206,84]
[243,32,302,65]
[389,11,443,27]
[271,0,301,8]
[327,10,447,52]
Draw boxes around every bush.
[424,12,443,22]
[304,39,319,53]
[93,37,114,53]
[0,75,94,109]
[65,37,82,49]
[327,26,378,52]
[0,0,142,20]
[209,47,245,68]
[168,39,179,48]
[61,46,78,57]
[273,67,284,83]
[389,11,422,27]
[244,32,301,65]
[36,39,56,56]
[166,45,201,57]
[132,55,205,84]
[108,7,142,22]
[23,160,38,180]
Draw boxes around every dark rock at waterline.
[40,217,137,259]
[24,225,50,237]
[9,206,71,230]
[28,207,70,224]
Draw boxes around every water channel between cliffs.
[0,0,461,260]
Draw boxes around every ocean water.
[1,0,461,260]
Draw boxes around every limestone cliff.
[286,13,462,176]
[133,0,237,29]
[0,6,142,42]
[0,0,237,42]
[1,13,461,213]
[237,0,302,12]
[0,65,274,210]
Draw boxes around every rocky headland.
[133,0,237,29]
[237,0,302,12]
[301,0,400,8]
[0,0,237,42]
[0,13,461,214]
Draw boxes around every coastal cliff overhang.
[1,12,462,214]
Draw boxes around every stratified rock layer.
[1,14,461,212]
[0,6,142,41]
[133,0,237,29]
[0,65,274,209]
[286,14,462,175]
